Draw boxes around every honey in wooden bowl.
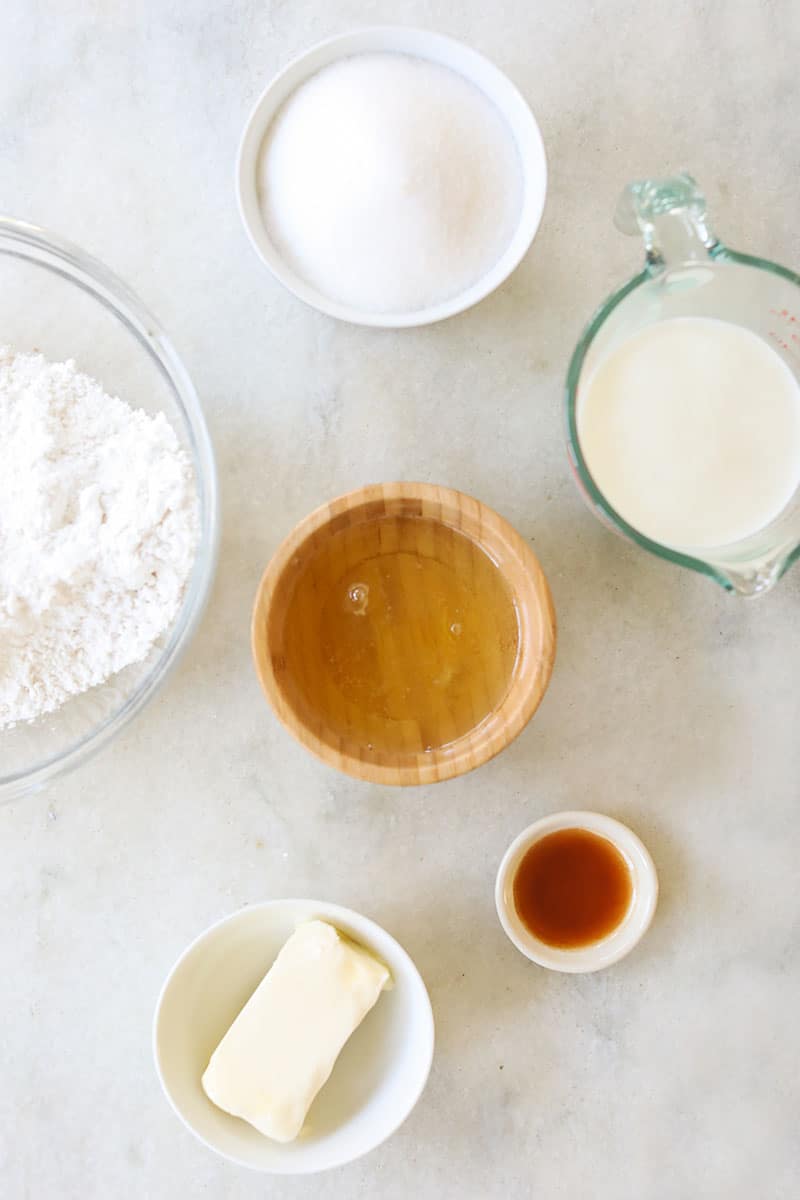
[252,483,556,785]
[281,513,519,754]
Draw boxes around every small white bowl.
[153,899,434,1174]
[495,811,658,973]
[236,26,547,328]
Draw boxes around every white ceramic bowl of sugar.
[153,899,435,1174]
[237,27,547,328]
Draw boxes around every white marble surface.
[2,2,800,1197]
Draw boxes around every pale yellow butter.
[201,920,390,1142]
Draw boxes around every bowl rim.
[236,24,548,328]
[0,216,219,802]
[251,482,557,785]
[152,897,436,1174]
[495,810,659,973]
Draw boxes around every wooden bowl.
[252,483,556,785]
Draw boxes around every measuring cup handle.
[614,173,720,268]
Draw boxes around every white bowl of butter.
[153,899,434,1173]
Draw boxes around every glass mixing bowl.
[0,218,218,802]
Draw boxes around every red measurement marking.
[769,329,800,363]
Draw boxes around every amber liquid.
[512,829,633,948]
[279,515,519,755]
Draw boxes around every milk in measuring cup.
[577,317,800,550]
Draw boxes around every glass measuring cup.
[566,173,800,596]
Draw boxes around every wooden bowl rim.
[251,483,556,785]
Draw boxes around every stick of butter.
[201,919,390,1142]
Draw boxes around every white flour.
[0,347,198,729]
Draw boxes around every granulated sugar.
[258,52,523,314]
[0,347,198,728]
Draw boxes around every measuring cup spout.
[615,173,719,270]
[714,549,799,597]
